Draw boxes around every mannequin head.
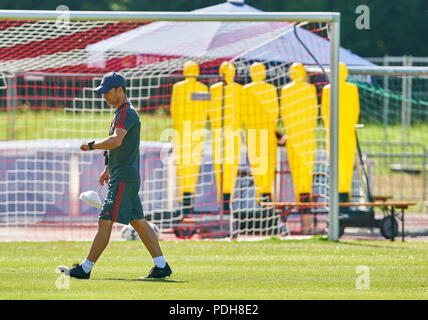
[183,60,199,81]
[289,62,307,82]
[219,61,236,85]
[339,62,348,82]
[250,62,266,82]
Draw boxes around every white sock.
[153,256,166,268]
[81,258,95,273]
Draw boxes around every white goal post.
[0,9,340,241]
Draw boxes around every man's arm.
[80,128,127,151]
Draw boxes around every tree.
[3,0,427,57]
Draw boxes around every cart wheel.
[339,225,345,238]
[380,216,398,239]
[173,226,194,239]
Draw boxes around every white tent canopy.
[86,1,374,71]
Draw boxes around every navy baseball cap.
[94,72,126,94]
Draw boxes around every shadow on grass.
[266,235,412,250]
[254,236,413,250]
[96,278,186,283]
[338,240,410,250]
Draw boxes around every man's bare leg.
[87,218,114,263]
[131,218,172,278]
[130,218,163,258]
[58,218,113,278]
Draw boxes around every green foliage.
[3,0,427,57]
[246,0,428,57]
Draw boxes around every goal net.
[0,10,341,241]
[347,66,428,236]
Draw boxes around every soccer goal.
[0,9,341,241]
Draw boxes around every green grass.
[1,110,426,148]
[0,109,173,141]
[1,238,428,300]
[357,123,428,151]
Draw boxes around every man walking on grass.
[58,72,172,279]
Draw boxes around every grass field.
[1,238,428,300]
[1,110,427,148]
[0,109,174,141]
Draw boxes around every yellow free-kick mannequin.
[208,61,244,208]
[280,62,318,202]
[321,62,360,200]
[170,61,208,209]
[243,62,279,201]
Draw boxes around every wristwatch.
[88,141,96,150]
